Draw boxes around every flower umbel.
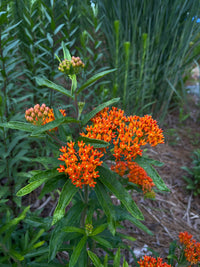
[57,141,104,188]
[25,104,66,131]
[58,56,85,75]
[138,255,172,267]
[179,232,200,265]
[81,107,164,193]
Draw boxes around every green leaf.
[31,117,80,135]
[94,181,116,235]
[9,249,24,261]
[52,180,79,225]
[29,169,59,182]
[69,235,87,267]
[16,178,48,197]
[77,136,110,148]
[81,98,120,126]
[0,121,36,132]
[49,201,84,262]
[77,69,116,94]
[135,156,170,191]
[98,166,144,220]
[91,235,113,248]
[113,248,121,267]
[31,157,60,169]
[114,206,153,235]
[117,232,136,242]
[0,206,30,234]
[70,74,77,94]
[87,250,104,267]
[62,41,71,60]
[123,258,129,267]
[62,226,85,234]
[35,77,73,99]
[90,224,107,236]
[28,229,45,249]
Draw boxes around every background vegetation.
[0,0,200,265]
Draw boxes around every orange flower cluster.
[57,141,103,188]
[81,107,164,192]
[179,232,200,265]
[111,161,155,193]
[138,255,172,267]
[25,104,66,130]
[25,104,50,125]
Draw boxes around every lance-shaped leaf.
[28,169,60,183]
[0,206,30,234]
[31,117,80,135]
[113,248,121,267]
[49,201,84,262]
[17,168,60,197]
[0,121,36,132]
[91,235,113,249]
[81,98,120,126]
[114,205,153,235]
[17,178,49,197]
[69,235,87,267]
[52,180,79,225]
[77,136,110,148]
[90,224,108,236]
[76,69,116,94]
[87,251,104,267]
[62,41,71,60]
[98,166,144,220]
[95,181,116,235]
[70,74,77,94]
[62,226,85,235]
[35,77,73,99]
[135,156,170,191]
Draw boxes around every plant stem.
[80,185,89,227]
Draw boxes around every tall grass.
[97,0,200,119]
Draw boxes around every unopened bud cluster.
[25,104,50,126]
[58,56,85,75]
[85,223,93,235]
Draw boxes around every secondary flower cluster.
[58,56,85,75]
[25,104,66,130]
[57,141,103,188]
[80,107,164,192]
[138,256,172,267]
[111,161,155,193]
[179,231,200,265]
[25,104,50,126]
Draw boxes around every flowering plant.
[0,43,170,265]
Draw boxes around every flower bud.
[31,112,35,118]
[34,104,40,109]
[38,112,42,118]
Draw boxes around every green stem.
[113,20,119,97]
[80,185,89,227]
[123,42,130,110]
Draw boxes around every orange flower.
[111,161,155,193]
[81,107,164,159]
[57,141,104,188]
[81,107,164,193]
[179,232,200,265]
[138,255,172,267]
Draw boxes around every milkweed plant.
[1,43,199,266]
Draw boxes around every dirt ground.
[122,94,200,265]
